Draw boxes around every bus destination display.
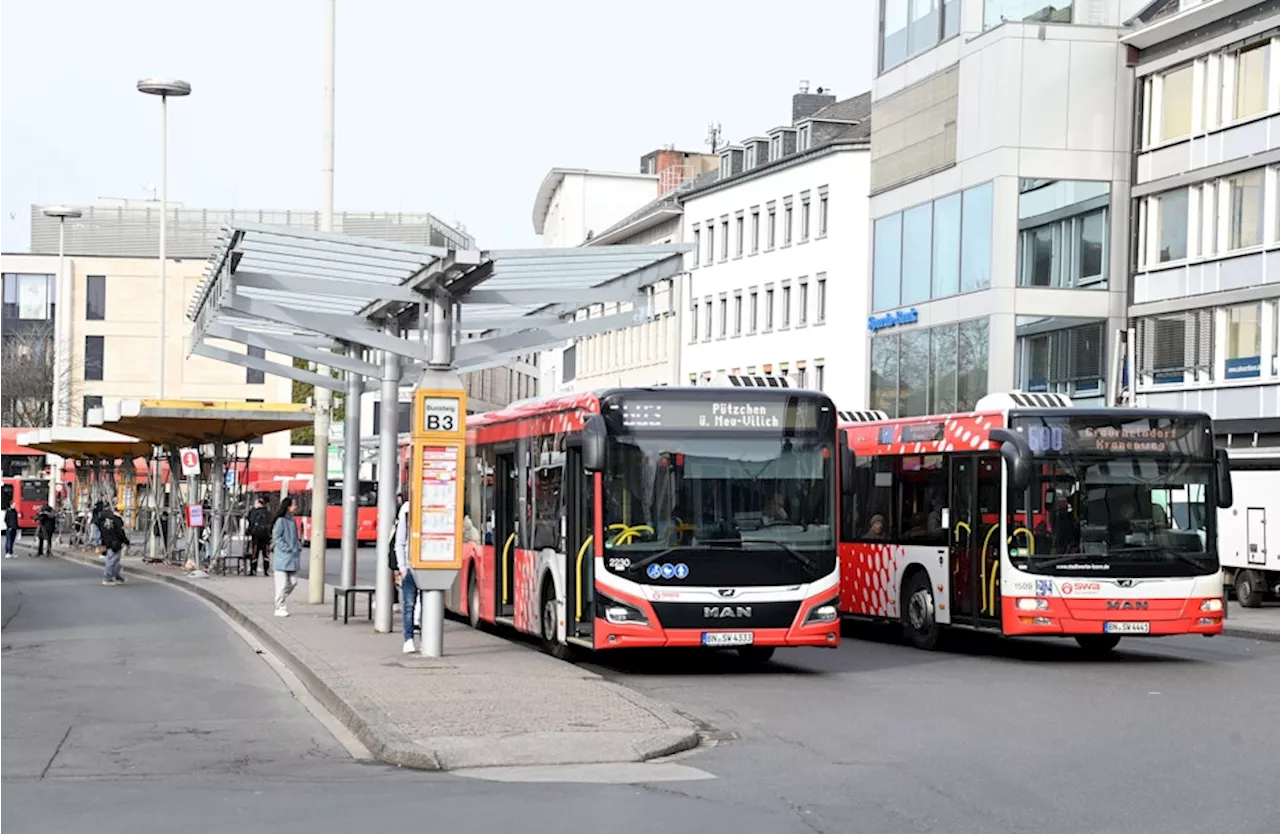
[616,399,821,431]
[1018,416,1209,456]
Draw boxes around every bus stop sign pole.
[410,292,464,658]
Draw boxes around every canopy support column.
[374,324,401,633]
[339,343,363,588]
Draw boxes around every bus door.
[492,444,519,620]
[950,454,1004,628]
[562,444,593,640]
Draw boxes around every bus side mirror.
[839,443,855,496]
[1215,448,1233,509]
[582,414,606,473]
[989,428,1033,491]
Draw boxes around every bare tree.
[1,320,82,427]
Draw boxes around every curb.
[24,542,701,769]
[1222,623,1280,643]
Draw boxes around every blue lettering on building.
[868,307,919,333]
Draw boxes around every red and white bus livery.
[837,392,1232,653]
[449,386,842,662]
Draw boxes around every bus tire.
[737,646,776,665]
[1074,634,1121,654]
[902,570,942,651]
[540,579,572,661]
[466,568,482,630]
[1235,569,1264,608]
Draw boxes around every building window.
[1017,322,1105,396]
[704,298,712,341]
[816,274,827,324]
[882,0,962,73]
[735,215,745,258]
[706,223,715,264]
[798,280,809,326]
[798,124,811,151]
[1224,302,1263,379]
[1226,169,1265,251]
[801,196,811,242]
[1233,41,1270,121]
[733,293,743,336]
[1160,63,1194,142]
[82,395,102,427]
[745,145,757,169]
[84,335,104,381]
[719,296,728,338]
[749,290,759,334]
[783,202,794,246]
[815,362,825,391]
[246,345,266,384]
[691,227,700,267]
[871,318,989,418]
[770,134,782,160]
[1019,210,1108,288]
[1138,309,1213,386]
[818,191,829,237]
[1155,188,1189,263]
[781,285,792,329]
[3,273,55,321]
[767,206,777,249]
[750,209,760,254]
[720,218,729,261]
[690,300,698,343]
[765,287,775,331]
[85,275,106,321]
[983,1,1074,30]
[901,202,932,305]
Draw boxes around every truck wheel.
[1235,569,1264,608]
[1075,634,1122,654]
[902,570,942,650]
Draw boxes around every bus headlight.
[1016,598,1050,611]
[596,593,648,626]
[1200,599,1223,612]
[805,598,840,624]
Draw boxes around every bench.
[215,553,252,576]
[333,585,376,624]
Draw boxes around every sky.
[1,0,874,252]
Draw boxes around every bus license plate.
[1104,621,1150,634]
[702,631,754,647]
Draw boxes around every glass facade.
[1015,318,1105,397]
[984,0,1074,28]
[1017,179,1111,289]
[880,0,962,73]
[872,182,993,313]
[870,317,989,417]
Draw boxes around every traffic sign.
[179,448,200,476]
[224,469,237,489]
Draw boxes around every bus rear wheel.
[903,571,941,650]
[1075,634,1122,654]
[737,646,776,665]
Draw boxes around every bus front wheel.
[903,571,942,651]
[467,569,482,630]
[1075,634,1122,654]
[540,581,572,661]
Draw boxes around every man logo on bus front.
[717,589,736,598]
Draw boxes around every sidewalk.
[20,539,699,771]
[1223,601,1280,642]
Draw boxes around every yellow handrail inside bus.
[575,535,594,621]
[987,560,1000,616]
[1009,527,1035,555]
[980,524,1001,615]
[501,532,516,603]
[953,521,971,542]
[608,523,653,546]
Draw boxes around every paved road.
[0,557,807,834]
[581,621,1280,834]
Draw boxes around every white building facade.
[866,1,1140,416]
[681,91,872,410]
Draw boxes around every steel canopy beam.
[205,322,380,377]
[453,310,642,365]
[232,270,424,302]
[192,343,346,391]
[224,296,429,360]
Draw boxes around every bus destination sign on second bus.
[616,398,822,431]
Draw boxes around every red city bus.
[1,477,50,530]
[246,477,379,544]
[445,386,842,662]
[836,392,1232,653]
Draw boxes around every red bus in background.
[246,477,379,544]
[836,392,1231,654]
[1,477,50,530]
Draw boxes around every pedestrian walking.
[100,503,130,586]
[35,503,56,557]
[392,490,419,654]
[270,497,302,617]
[3,501,18,558]
[245,496,272,576]
[90,499,106,551]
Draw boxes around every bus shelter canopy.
[186,222,690,385]
[15,427,152,460]
[88,399,314,447]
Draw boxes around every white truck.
[1218,447,1279,608]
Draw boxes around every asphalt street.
[4,554,1278,834]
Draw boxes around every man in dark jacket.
[35,503,56,557]
[100,503,130,586]
[3,502,18,558]
[245,497,272,576]
[90,500,107,549]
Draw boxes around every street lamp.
[41,205,82,511]
[136,77,191,399]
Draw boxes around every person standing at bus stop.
[35,503,56,557]
[270,497,302,617]
[392,491,418,654]
[3,501,18,558]
[245,496,272,576]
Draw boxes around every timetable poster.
[418,444,459,564]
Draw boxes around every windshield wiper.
[742,539,822,577]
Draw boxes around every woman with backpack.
[270,497,303,617]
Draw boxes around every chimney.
[792,81,836,124]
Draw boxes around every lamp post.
[135,77,191,399]
[42,205,82,511]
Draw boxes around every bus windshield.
[601,433,835,584]
[1014,458,1216,577]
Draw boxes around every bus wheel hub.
[908,589,934,631]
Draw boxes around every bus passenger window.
[533,466,563,551]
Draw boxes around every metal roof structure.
[16,427,153,460]
[89,399,315,446]
[188,222,690,386]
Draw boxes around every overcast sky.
[2,0,873,252]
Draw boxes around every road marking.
[452,761,716,784]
